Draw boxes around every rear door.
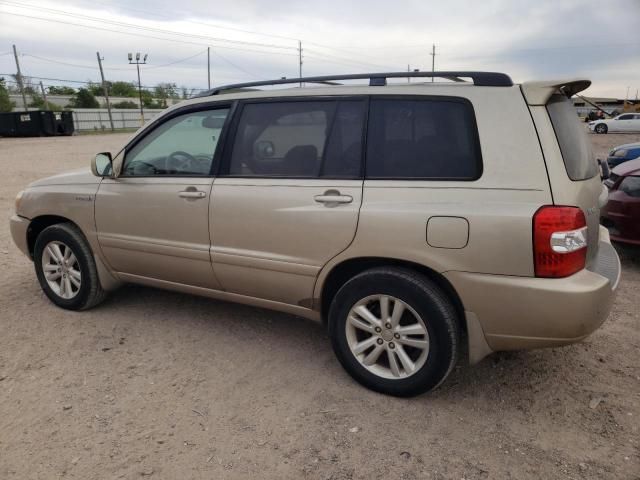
[616,114,635,132]
[210,98,366,305]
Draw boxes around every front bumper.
[10,214,31,258]
[445,227,620,352]
[601,207,640,246]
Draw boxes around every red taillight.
[533,206,588,278]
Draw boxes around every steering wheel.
[166,150,197,174]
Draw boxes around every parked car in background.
[602,158,640,245]
[606,142,640,168]
[589,113,640,134]
[11,72,621,397]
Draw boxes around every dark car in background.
[607,142,640,169]
[602,158,640,245]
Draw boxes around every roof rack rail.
[197,71,513,97]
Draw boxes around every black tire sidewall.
[328,269,458,397]
[596,124,607,134]
[34,226,93,310]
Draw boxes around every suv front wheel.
[328,267,460,397]
[34,223,107,310]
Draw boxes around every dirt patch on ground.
[0,132,638,479]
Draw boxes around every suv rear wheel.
[34,223,107,310]
[328,267,460,397]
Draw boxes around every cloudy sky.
[0,0,639,97]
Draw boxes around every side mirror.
[92,152,113,177]
[598,158,610,181]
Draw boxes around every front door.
[95,106,230,289]
[210,99,366,305]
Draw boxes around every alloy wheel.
[345,294,430,379]
[41,241,81,299]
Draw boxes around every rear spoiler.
[520,79,591,106]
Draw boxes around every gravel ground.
[0,131,639,480]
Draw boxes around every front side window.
[618,114,633,120]
[365,98,482,179]
[123,108,229,176]
[227,100,365,178]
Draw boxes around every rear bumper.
[10,214,31,258]
[445,227,620,354]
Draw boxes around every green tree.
[87,81,104,96]
[48,85,76,95]
[110,81,138,97]
[0,77,15,112]
[154,82,178,107]
[28,93,60,111]
[68,88,100,108]
[112,100,138,109]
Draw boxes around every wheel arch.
[27,215,79,258]
[595,122,608,133]
[318,257,466,334]
[27,214,121,291]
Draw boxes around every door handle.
[179,189,206,199]
[314,190,353,206]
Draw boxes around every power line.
[68,0,302,43]
[0,10,300,58]
[0,1,298,51]
[304,49,394,70]
[145,49,208,70]
[211,52,258,79]
[0,74,210,91]
[22,54,108,70]
[0,0,434,66]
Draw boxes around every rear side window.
[365,98,482,179]
[546,95,597,181]
[227,100,365,178]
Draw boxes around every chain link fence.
[70,109,165,131]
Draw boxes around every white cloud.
[0,0,638,97]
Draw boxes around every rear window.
[546,94,598,181]
[365,98,482,179]
[227,100,365,178]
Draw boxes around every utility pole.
[207,46,211,90]
[128,52,147,125]
[430,44,436,82]
[626,86,630,107]
[39,81,48,110]
[12,44,28,111]
[298,40,303,87]
[97,52,115,132]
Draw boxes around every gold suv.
[10,72,621,396]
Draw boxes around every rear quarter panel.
[315,86,552,300]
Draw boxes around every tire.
[328,267,460,397]
[595,123,608,134]
[34,223,107,310]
